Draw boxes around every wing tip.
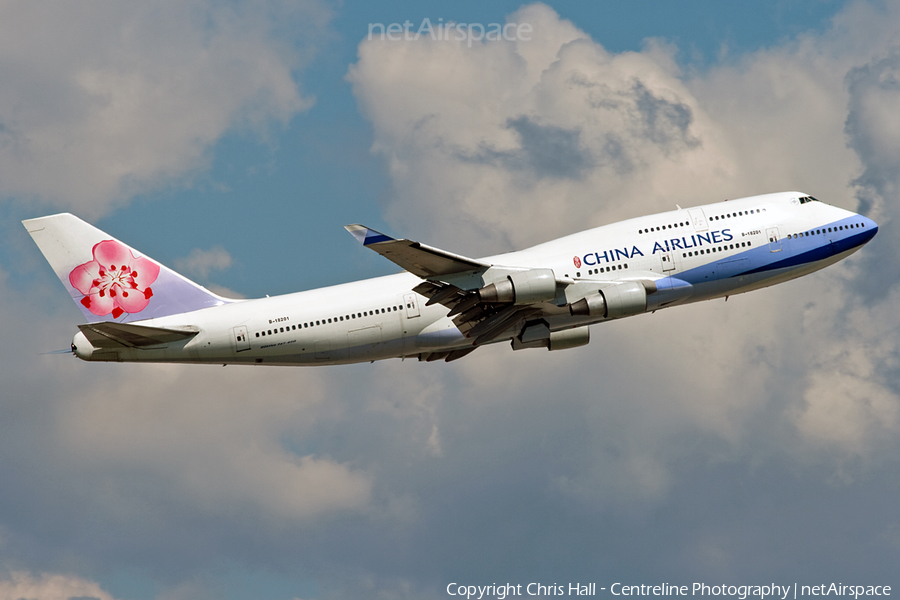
[344,224,395,246]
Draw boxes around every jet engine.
[478,268,557,304]
[548,326,590,350]
[569,281,650,319]
[511,322,590,351]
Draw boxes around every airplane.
[23,191,877,366]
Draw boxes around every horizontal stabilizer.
[344,224,488,278]
[78,322,199,349]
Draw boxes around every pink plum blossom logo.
[573,256,582,268]
[69,240,160,319]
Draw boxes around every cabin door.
[660,252,676,272]
[767,227,782,252]
[403,293,420,318]
[232,326,250,352]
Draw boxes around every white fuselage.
[72,192,877,365]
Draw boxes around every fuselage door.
[403,293,420,318]
[660,251,676,272]
[688,208,708,231]
[232,326,250,352]
[767,227,782,252]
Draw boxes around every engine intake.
[479,268,557,304]
[569,281,649,319]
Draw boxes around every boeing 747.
[23,191,877,366]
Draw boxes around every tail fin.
[23,213,234,323]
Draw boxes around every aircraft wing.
[346,224,565,357]
[344,224,488,278]
[78,322,199,349]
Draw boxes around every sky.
[2,1,900,599]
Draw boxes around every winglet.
[344,224,395,246]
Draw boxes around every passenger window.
[255,333,259,338]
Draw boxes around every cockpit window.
[799,195,822,204]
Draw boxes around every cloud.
[174,246,233,280]
[0,571,116,600]
[0,0,328,217]
[54,363,374,522]
[349,5,738,256]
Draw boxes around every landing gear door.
[767,227,782,252]
[232,326,250,352]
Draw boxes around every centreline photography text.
[445,583,893,600]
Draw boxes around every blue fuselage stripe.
[737,227,876,276]
[673,218,876,285]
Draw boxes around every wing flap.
[79,322,199,348]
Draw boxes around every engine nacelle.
[569,281,649,319]
[479,268,557,304]
[548,326,590,350]
[510,324,590,351]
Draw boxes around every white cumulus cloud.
[0,0,329,217]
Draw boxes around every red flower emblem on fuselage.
[69,240,160,319]
[573,256,582,268]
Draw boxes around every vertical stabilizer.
[23,213,234,323]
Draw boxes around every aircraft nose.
[860,215,878,245]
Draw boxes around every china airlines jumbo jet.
[24,191,876,366]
